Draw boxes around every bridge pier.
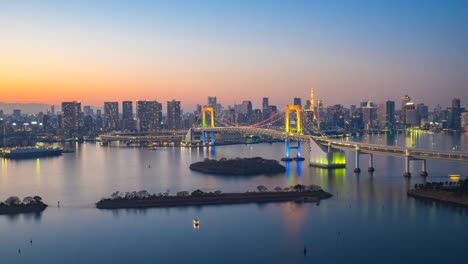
[354,150,361,173]
[420,159,428,177]
[202,131,207,146]
[283,138,303,161]
[403,156,411,177]
[368,154,375,172]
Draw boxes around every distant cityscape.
[0,88,466,147]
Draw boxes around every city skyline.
[1,1,467,108]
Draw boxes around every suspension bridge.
[101,105,468,177]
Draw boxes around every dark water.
[1,131,467,264]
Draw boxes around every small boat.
[193,218,200,227]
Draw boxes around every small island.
[189,157,286,175]
[407,178,468,207]
[96,184,332,209]
[0,196,47,215]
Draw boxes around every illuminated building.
[167,100,181,130]
[378,100,395,129]
[104,102,119,131]
[401,94,411,124]
[122,101,134,130]
[137,100,162,131]
[62,101,81,136]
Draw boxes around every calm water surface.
[1,131,467,264]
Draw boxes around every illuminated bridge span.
[102,105,468,177]
[100,131,187,145]
[193,126,468,176]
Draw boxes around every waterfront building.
[378,100,395,129]
[104,102,119,131]
[167,100,181,130]
[405,102,419,127]
[241,101,253,124]
[137,100,162,132]
[401,95,411,124]
[62,101,81,137]
[122,101,134,130]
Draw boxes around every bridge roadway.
[99,127,468,163]
[195,127,468,163]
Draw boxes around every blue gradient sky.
[0,0,467,109]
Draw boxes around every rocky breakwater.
[189,157,286,175]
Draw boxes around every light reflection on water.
[0,132,467,263]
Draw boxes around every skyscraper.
[208,96,217,108]
[122,101,134,130]
[378,100,395,129]
[104,102,119,131]
[62,101,81,133]
[452,98,461,108]
[262,97,269,120]
[401,95,411,124]
[137,100,162,131]
[405,102,418,127]
[293,98,301,107]
[167,100,181,130]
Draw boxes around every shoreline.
[407,189,468,208]
[97,190,332,209]
[0,203,48,215]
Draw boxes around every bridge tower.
[283,105,303,161]
[202,107,215,145]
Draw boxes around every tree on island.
[257,185,268,192]
[293,184,306,192]
[191,189,205,196]
[274,187,283,192]
[177,191,189,197]
[5,196,21,205]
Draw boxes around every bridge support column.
[354,150,361,173]
[210,132,215,146]
[202,131,207,146]
[403,156,411,177]
[420,159,428,177]
[297,141,301,158]
[368,154,375,172]
[285,138,290,158]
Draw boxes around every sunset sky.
[0,0,467,110]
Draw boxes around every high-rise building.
[122,101,134,130]
[452,98,461,108]
[262,97,269,120]
[362,101,377,128]
[448,98,464,130]
[13,109,21,120]
[405,102,418,126]
[137,100,162,131]
[167,100,181,130]
[293,98,302,107]
[104,102,119,131]
[461,112,468,131]
[208,96,217,108]
[416,103,429,120]
[241,101,253,123]
[62,101,81,133]
[378,100,395,129]
[401,95,411,124]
